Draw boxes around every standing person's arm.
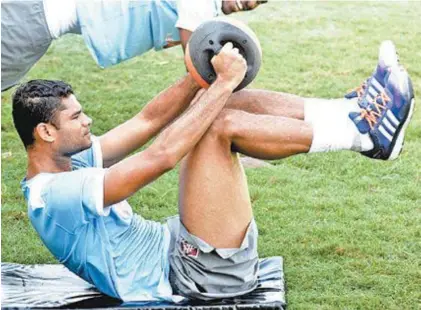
[103,43,246,206]
[176,0,268,52]
[179,28,192,53]
[175,0,217,52]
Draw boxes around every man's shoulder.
[25,168,106,233]
[23,171,95,252]
[23,171,79,207]
[24,169,100,211]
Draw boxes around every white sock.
[304,98,374,153]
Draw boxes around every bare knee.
[205,109,241,142]
[226,89,253,109]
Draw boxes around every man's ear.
[35,123,57,143]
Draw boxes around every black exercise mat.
[1,257,286,309]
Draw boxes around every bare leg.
[224,90,367,154]
[179,109,312,249]
[226,89,305,120]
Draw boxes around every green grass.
[2,2,421,309]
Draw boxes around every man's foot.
[345,40,399,108]
[349,65,415,160]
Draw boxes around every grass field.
[2,2,421,309]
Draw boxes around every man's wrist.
[214,76,237,93]
[186,73,236,93]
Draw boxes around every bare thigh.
[178,109,312,248]
[226,89,305,119]
[178,126,252,249]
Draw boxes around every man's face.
[53,94,93,156]
[221,0,267,15]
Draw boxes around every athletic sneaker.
[345,41,399,109]
[349,65,415,160]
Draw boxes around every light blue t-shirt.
[76,0,221,68]
[21,138,179,302]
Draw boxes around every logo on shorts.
[180,239,199,258]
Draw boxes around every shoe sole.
[388,97,415,160]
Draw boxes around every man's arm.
[99,74,200,167]
[179,28,192,53]
[103,43,246,206]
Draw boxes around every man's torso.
[21,138,174,301]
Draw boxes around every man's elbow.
[148,145,179,173]
[103,147,177,207]
[159,152,178,173]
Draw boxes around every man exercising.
[13,41,414,301]
[1,0,266,91]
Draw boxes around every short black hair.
[12,79,74,149]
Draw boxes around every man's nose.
[83,114,92,126]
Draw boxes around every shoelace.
[360,92,391,129]
[348,80,368,100]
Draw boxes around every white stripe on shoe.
[382,117,396,134]
[368,87,378,98]
[386,110,399,127]
[379,125,393,141]
[371,77,384,92]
